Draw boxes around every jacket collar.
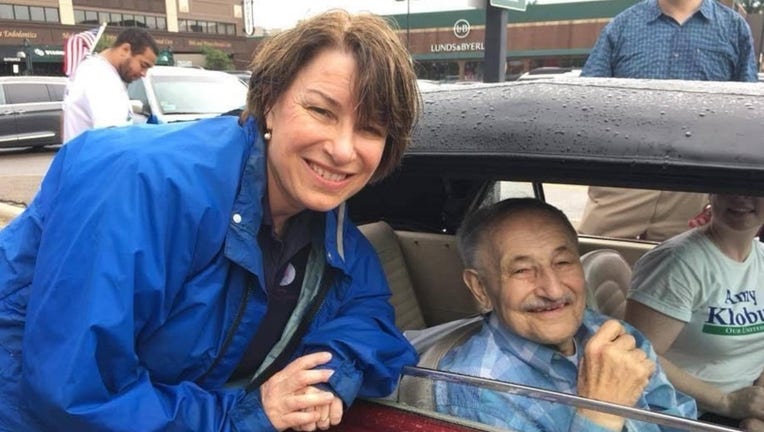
[224,117,350,281]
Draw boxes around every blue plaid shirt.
[582,0,757,82]
[435,310,697,432]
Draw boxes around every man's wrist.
[576,408,625,431]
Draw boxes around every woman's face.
[265,48,386,220]
[710,194,764,233]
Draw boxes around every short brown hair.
[247,10,421,182]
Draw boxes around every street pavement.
[0,147,54,227]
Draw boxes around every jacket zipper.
[195,281,250,386]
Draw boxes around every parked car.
[517,66,582,81]
[0,75,67,149]
[331,78,764,431]
[127,66,247,124]
[224,69,252,85]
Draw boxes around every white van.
[127,66,247,124]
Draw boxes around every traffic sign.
[490,0,527,11]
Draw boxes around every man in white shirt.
[63,28,158,143]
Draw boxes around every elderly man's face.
[465,210,586,355]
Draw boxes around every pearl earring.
[263,130,272,141]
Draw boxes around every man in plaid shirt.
[435,198,696,431]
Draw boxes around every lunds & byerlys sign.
[430,19,484,53]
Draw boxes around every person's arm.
[20,132,331,432]
[581,24,615,78]
[82,73,133,129]
[299,241,418,406]
[626,300,764,420]
[741,418,764,431]
[740,372,764,432]
[734,18,758,82]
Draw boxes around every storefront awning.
[0,44,63,63]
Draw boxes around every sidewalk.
[0,173,39,229]
[0,202,23,228]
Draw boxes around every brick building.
[379,0,762,81]
[0,1,759,79]
[0,0,255,76]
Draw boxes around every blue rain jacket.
[0,116,417,431]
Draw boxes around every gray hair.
[456,198,578,269]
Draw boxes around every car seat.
[358,221,427,331]
[396,316,483,410]
[580,249,632,320]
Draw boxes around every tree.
[93,34,115,54]
[201,46,233,70]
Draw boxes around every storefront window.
[29,6,44,22]
[13,5,28,20]
[45,7,59,23]
[83,10,97,24]
[415,61,459,81]
[0,4,12,20]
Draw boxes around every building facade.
[382,0,762,81]
[0,0,255,76]
[1,1,759,79]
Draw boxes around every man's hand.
[260,352,336,431]
[293,386,344,431]
[754,369,764,387]
[722,386,764,420]
[577,320,656,430]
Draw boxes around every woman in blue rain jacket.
[0,10,420,432]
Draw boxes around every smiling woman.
[626,194,764,428]
[0,9,421,432]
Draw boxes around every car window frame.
[3,82,52,105]
[392,366,740,432]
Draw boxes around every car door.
[5,82,61,148]
[0,84,18,148]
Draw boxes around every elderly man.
[435,198,696,431]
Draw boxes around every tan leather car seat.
[580,249,632,320]
[359,221,427,331]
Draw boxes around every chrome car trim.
[403,365,739,432]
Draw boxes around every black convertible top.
[406,78,764,194]
[351,78,763,231]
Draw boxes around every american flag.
[63,26,103,77]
